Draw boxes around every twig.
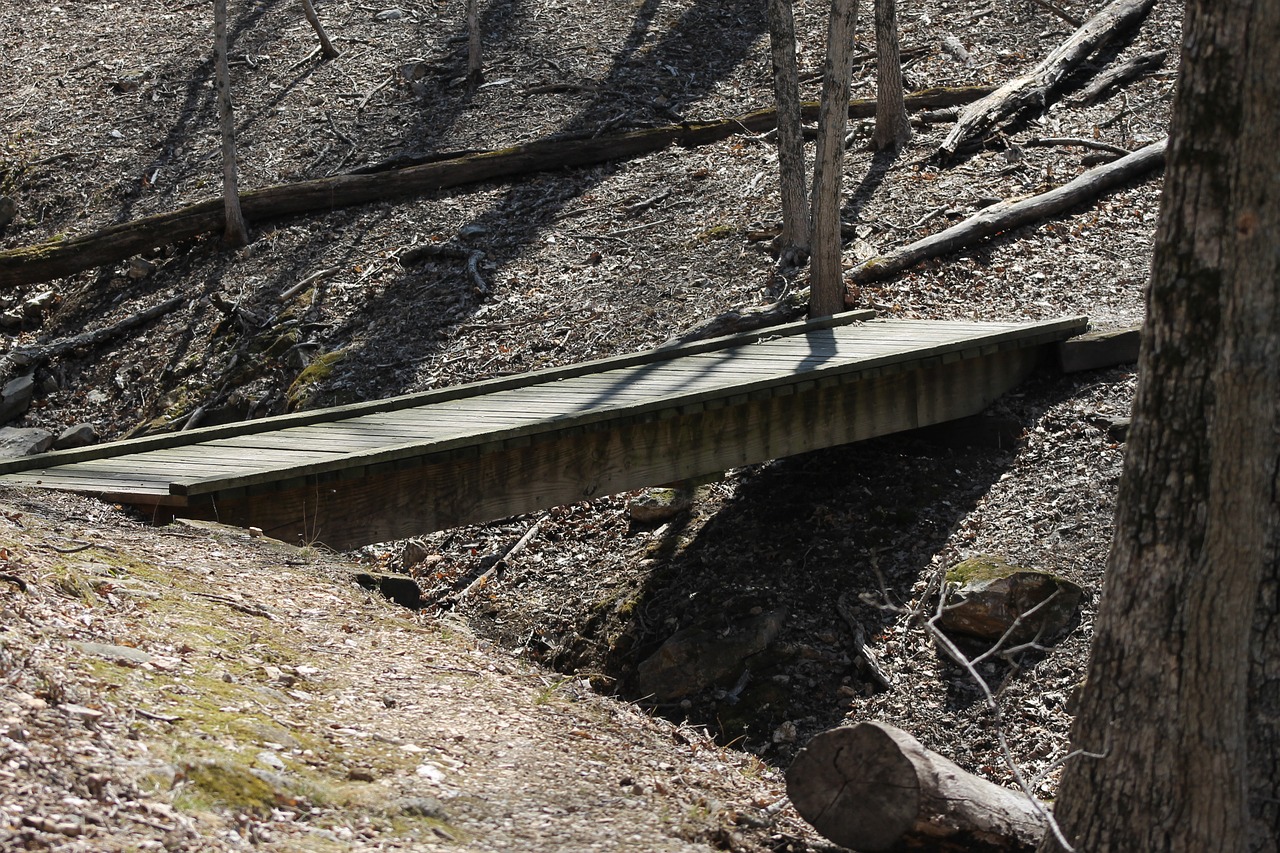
[624,190,672,217]
[1023,136,1133,156]
[458,516,544,601]
[1028,0,1083,27]
[279,266,340,302]
[927,594,1076,852]
[357,75,393,111]
[836,592,893,691]
[190,591,274,618]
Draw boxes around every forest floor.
[1,0,1179,849]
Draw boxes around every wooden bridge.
[0,311,1086,549]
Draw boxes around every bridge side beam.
[167,346,1045,549]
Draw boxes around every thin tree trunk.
[871,0,912,151]
[808,0,859,318]
[466,0,482,85]
[214,0,248,248]
[300,0,339,60]
[767,0,810,267]
[1042,0,1280,849]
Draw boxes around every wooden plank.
[1057,324,1142,372]
[182,345,1047,548]
[0,310,877,475]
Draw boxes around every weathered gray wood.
[936,0,1156,160]
[787,722,1047,852]
[1057,324,1141,372]
[1,317,1085,545]
[0,310,875,475]
[165,345,1048,547]
[848,139,1166,289]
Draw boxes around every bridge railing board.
[166,316,1086,501]
[0,309,879,476]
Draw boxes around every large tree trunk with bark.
[1042,0,1280,850]
[767,0,810,267]
[808,0,859,318]
[214,0,248,248]
[788,722,1047,852]
[871,0,912,151]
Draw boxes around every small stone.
[255,751,286,771]
[53,423,98,450]
[374,8,406,21]
[347,767,376,782]
[21,290,56,317]
[395,796,446,819]
[771,721,798,743]
[0,427,53,458]
[60,703,104,720]
[628,486,693,524]
[86,389,109,405]
[127,257,156,279]
[248,526,264,538]
[0,375,36,424]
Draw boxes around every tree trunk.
[214,0,248,248]
[871,0,912,151]
[300,0,339,60]
[466,0,483,85]
[767,0,810,267]
[808,0,859,318]
[788,722,1047,852]
[1042,0,1280,850]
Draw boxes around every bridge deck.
[0,311,1086,547]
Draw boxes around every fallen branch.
[1070,48,1167,105]
[0,294,185,387]
[787,721,1048,852]
[1023,136,1133,156]
[936,0,1156,161]
[664,289,809,345]
[847,137,1166,290]
[0,87,995,290]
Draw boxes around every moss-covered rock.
[287,349,346,410]
[938,555,1083,644]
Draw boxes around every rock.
[21,290,57,318]
[53,423,98,450]
[637,609,786,702]
[936,556,1083,645]
[393,796,447,819]
[127,257,156,279]
[401,539,431,566]
[628,486,693,524]
[0,195,15,229]
[71,641,154,665]
[0,375,36,424]
[373,8,406,21]
[0,427,53,458]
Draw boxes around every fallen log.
[0,87,995,290]
[936,0,1156,161]
[847,136,1166,290]
[787,721,1048,852]
[1070,48,1167,106]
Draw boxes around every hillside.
[1,0,1177,849]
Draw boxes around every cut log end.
[787,722,1048,852]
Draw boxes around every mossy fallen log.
[0,86,994,289]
